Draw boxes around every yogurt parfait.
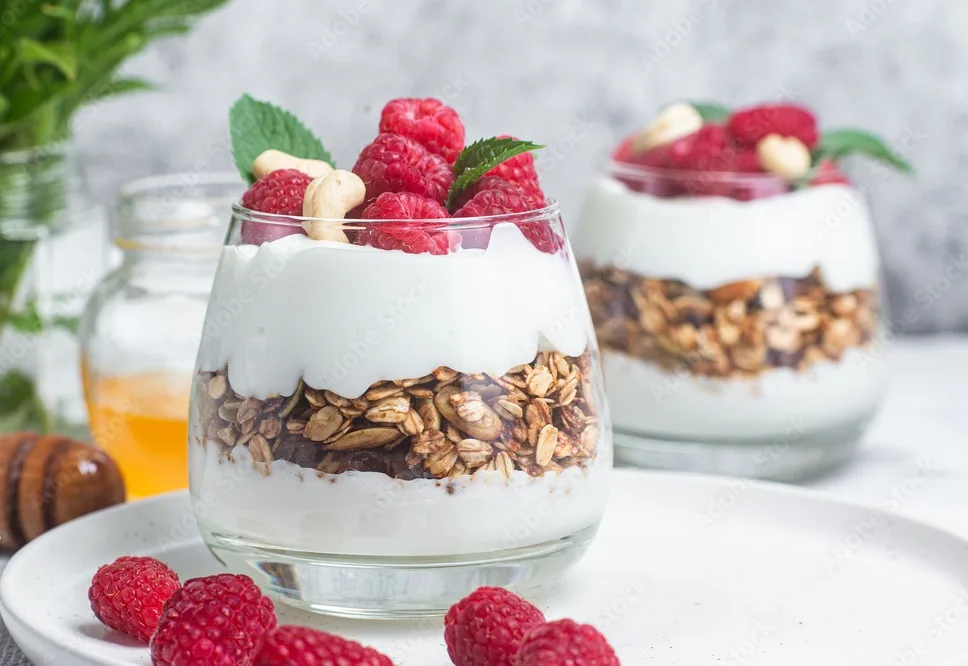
[189,95,610,616]
[573,101,911,480]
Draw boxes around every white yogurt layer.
[603,348,887,440]
[196,223,590,399]
[189,443,610,556]
[574,176,880,292]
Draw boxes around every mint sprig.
[813,128,913,174]
[229,94,333,184]
[688,101,731,123]
[446,137,543,211]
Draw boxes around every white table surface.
[0,336,965,664]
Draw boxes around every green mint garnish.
[229,94,333,184]
[446,137,543,212]
[688,101,730,123]
[813,128,913,174]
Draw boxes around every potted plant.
[0,0,230,433]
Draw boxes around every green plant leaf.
[0,370,50,433]
[689,101,730,123]
[17,38,78,81]
[446,137,543,211]
[94,77,155,100]
[7,303,43,334]
[813,128,914,174]
[51,314,80,335]
[229,94,332,185]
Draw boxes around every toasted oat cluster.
[580,263,876,378]
[198,351,599,481]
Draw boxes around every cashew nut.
[302,170,366,242]
[756,134,811,181]
[252,149,334,180]
[631,103,703,154]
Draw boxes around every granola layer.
[580,263,876,378]
[197,350,599,481]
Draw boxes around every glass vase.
[0,142,108,436]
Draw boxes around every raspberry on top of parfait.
[613,100,913,201]
[234,94,563,255]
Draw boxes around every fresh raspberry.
[444,586,546,666]
[810,159,851,187]
[665,125,730,172]
[515,619,620,666]
[355,191,458,255]
[485,137,545,203]
[352,133,454,210]
[726,103,820,149]
[454,178,562,253]
[240,169,311,245]
[241,169,312,215]
[88,556,180,643]
[254,626,394,666]
[150,573,277,666]
[380,97,465,164]
[453,177,539,217]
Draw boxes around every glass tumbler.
[573,162,886,481]
[81,174,241,498]
[188,201,611,617]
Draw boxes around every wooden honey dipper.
[0,432,125,550]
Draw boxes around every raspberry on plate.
[254,625,394,666]
[240,169,312,245]
[515,619,620,666]
[485,136,545,203]
[355,191,459,255]
[444,586,546,666]
[88,556,180,643]
[352,133,454,210]
[727,103,820,149]
[150,573,277,666]
[380,97,465,164]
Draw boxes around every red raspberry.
[150,573,277,666]
[355,192,458,255]
[810,159,851,187]
[515,619,620,666]
[666,125,730,172]
[485,136,545,203]
[240,169,311,245]
[241,169,312,215]
[454,179,562,253]
[254,625,394,666]
[88,556,180,643]
[380,97,465,164]
[352,133,454,210]
[726,103,819,149]
[444,586,546,666]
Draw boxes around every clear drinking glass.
[188,201,611,617]
[80,174,241,499]
[573,162,886,481]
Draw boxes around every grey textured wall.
[75,0,967,332]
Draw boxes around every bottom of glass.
[613,415,874,482]
[199,523,598,618]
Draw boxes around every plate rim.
[4,469,968,666]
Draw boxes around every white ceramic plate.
[3,469,968,666]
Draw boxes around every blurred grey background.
[74,0,966,332]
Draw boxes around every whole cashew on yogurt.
[251,149,334,180]
[301,170,366,243]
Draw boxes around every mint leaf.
[689,101,730,123]
[813,128,914,174]
[446,137,543,211]
[229,94,333,184]
[8,304,43,334]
